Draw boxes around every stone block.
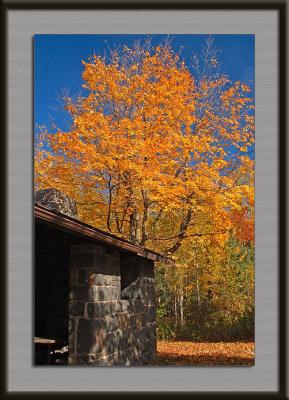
[109,351,126,366]
[110,286,120,300]
[116,312,130,330]
[126,347,141,365]
[69,301,85,317]
[139,335,147,352]
[111,330,123,352]
[135,314,143,330]
[68,317,75,335]
[140,326,149,340]
[121,300,129,312]
[117,329,125,348]
[86,302,100,318]
[76,354,109,366]
[86,302,111,318]
[103,301,113,315]
[144,323,157,340]
[68,317,77,354]
[130,315,136,328]
[68,354,77,365]
[76,318,105,354]
[77,270,102,286]
[141,312,148,326]
[103,332,115,355]
[148,285,156,298]
[143,277,154,285]
[70,285,100,302]
[121,279,143,300]
[125,329,135,347]
[111,275,121,283]
[95,274,108,286]
[139,284,155,303]
[102,275,111,286]
[114,301,123,313]
[110,300,117,314]
[148,337,157,355]
[98,286,110,301]
[79,272,121,288]
[147,305,156,322]
[104,315,118,332]
[126,301,135,313]
[94,357,109,366]
[134,299,144,313]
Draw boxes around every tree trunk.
[196,263,201,308]
[180,289,184,325]
[174,293,178,326]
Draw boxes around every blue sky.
[34,34,254,132]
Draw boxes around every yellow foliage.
[35,41,254,258]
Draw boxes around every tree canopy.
[35,37,254,341]
[35,38,254,252]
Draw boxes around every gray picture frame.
[2,0,287,398]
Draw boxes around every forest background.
[34,35,255,355]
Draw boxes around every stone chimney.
[34,188,78,218]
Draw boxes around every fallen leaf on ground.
[156,340,255,366]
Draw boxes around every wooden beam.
[34,337,56,344]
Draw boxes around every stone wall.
[69,244,156,366]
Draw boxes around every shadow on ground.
[154,341,255,366]
[156,352,254,366]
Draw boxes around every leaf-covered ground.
[156,340,255,366]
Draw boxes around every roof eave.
[34,204,172,264]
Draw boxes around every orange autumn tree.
[35,37,254,255]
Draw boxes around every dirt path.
[156,340,255,366]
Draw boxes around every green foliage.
[155,239,254,342]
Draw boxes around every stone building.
[34,189,169,366]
